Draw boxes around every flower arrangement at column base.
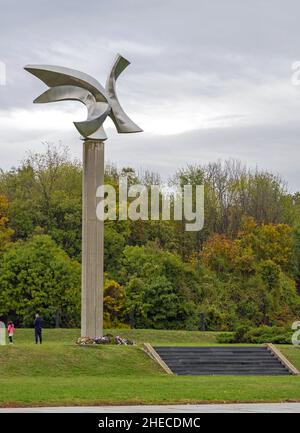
[76,335,134,345]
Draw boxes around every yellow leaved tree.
[0,194,13,251]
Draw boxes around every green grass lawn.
[0,328,300,407]
[10,328,221,346]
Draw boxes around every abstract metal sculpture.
[25,54,142,337]
[24,54,142,140]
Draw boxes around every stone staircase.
[154,346,291,375]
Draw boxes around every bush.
[217,325,292,344]
[216,332,236,343]
[235,325,250,343]
[243,326,292,344]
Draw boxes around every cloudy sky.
[1,0,300,189]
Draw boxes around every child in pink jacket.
[7,321,15,344]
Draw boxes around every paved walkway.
[0,403,300,413]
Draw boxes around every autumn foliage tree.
[0,194,13,251]
[103,277,126,328]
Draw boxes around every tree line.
[0,144,299,330]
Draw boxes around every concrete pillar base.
[81,139,104,338]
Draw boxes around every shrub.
[217,325,293,344]
[216,332,236,344]
[235,325,250,343]
[243,326,292,344]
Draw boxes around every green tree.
[0,235,80,327]
[122,244,202,329]
[0,144,83,259]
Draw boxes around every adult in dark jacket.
[34,313,43,344]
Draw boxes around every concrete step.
[171,366,289,372]
[166,360,282,366]
[175,370,291,376]
[156,346,267,351]
[156,355,279,361]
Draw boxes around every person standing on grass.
[7,321,15,344]
[34,313,43,344]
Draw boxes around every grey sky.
[1,0,300,189]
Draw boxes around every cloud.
[1,0,300,191]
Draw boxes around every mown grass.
[2,375,300,407]
[280,345,300,371]
[0,329,300,406]
[9,327,221,346]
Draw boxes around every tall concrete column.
[81,140,104,337]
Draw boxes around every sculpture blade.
[24,55,142,139]
[33,85,110,139]
[33,85,92,104]
[106,54,143,134]
[24,65,108,103]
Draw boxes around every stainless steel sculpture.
[25,54,142,337]
[24,54,142,140]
